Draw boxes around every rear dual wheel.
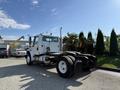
[56,56,75,78]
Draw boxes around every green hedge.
[97,56,120,69]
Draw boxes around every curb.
[97,66,120,72]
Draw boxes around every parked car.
[11,48,26,57]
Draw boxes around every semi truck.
[0,43,10,58]
[25,34,97,78]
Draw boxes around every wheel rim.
[26,55,30,63]
[58,60,67,74]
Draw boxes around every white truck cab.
[26,34,60,64]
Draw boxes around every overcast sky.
[0,0,120,39]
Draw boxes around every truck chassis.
[25,51,97,78]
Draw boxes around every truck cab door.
[32,36,39,55]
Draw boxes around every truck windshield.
[42,36,58,42]
[0,44,6,47]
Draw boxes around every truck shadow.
[0,64,92,90]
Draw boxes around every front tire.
[26,53,33,65]
[56,56,74,78]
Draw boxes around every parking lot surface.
[0,57,120,90]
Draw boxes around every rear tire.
[68,55,75,62]
[26,53,33,65]
[56,56,74,78]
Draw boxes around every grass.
[102,64,117,69]
[97,55,120,69]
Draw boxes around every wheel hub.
[58,61,67,74]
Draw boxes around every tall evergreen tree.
[110,29,118,56]
[87,32,92,40]
[95,29,105,55]
[78,32,87,53]
[87,32,94,54]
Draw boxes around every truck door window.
[33,36,39,47]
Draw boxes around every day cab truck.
[0,43,10,58]
[25,34,97,78]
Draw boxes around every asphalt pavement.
[0,57,120,90]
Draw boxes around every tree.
[63,33,78,51]
[78,32,87,53]
[117,35,120,52]
[110,29,118,56]
[104,36,110,52]
[95,29,105,55]
[87,32,94,54]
